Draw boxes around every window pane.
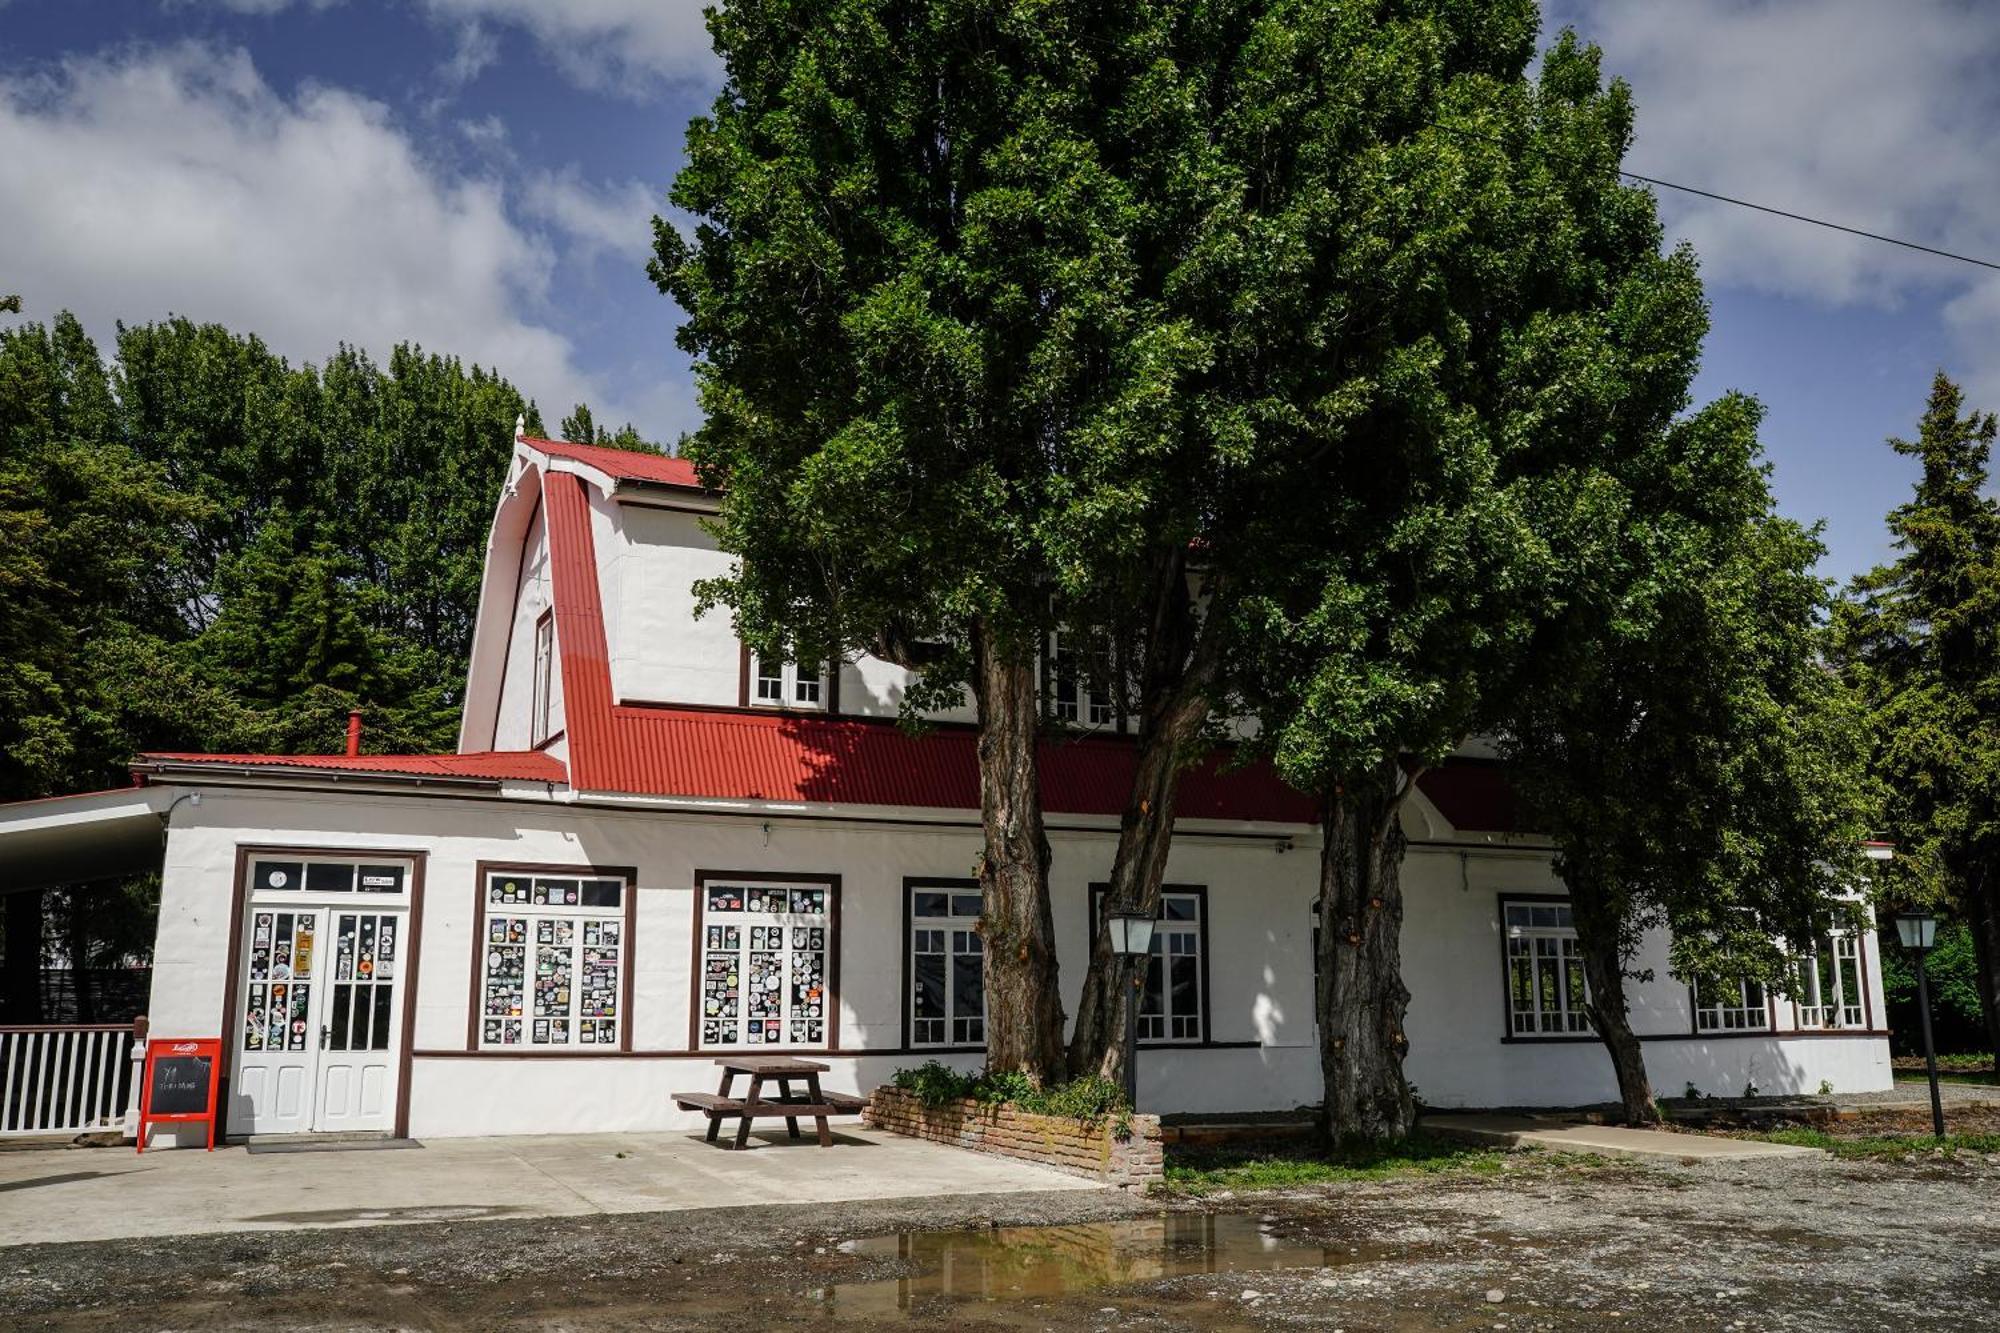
[952,950,983,1025]
[950,893,982,918]
[254,860,304,892]
[358,864,405,894]
[306,862,355,893]
[1163,895,1198,922]
[579,879,622,908]
[913,952,945,1022]
[913,891,949,918]
[1169,953,1199,1032]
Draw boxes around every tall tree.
[1064,0,1566,1083]
[1230,29,1724,1143]
[1835,373,2000,1064]
[1506,394,1870,1123]
[559,401,658,452]
[0,313,198,1020]
[654,0,1249,1079]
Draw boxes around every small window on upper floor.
[750,654,826,709]
[531,612,555,746]
[1049,629,1114,727]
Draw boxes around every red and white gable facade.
[11,430,1890,1144]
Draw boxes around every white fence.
[0,1023,142,1138]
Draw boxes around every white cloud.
[0,42,663,433]
[437,19,500,89]
[416,0,720,96]
[1545,0,2000,400]
[520,167,660,264]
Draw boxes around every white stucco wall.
[611,505,740,706]
[490,502,560,751]
[144,783,1892,1143]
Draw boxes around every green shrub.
[887,1062,1132,1125]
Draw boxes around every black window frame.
[1087,883,1212,1047]
[900,877,986,1052]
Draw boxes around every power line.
[1619,171,2000,274]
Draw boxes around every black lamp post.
[1892,909,1946,1140]
[1105,906,1156,1113]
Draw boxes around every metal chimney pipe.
[346,710,363,758]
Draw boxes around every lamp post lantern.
[1892,909,1946,1140]
[1105,906,1156,1113]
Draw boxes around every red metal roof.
[1412,762,1526,835]
[138,751,567,783]
[590,704,1320,820]
[523,435,703,490]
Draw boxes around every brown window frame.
[467,861,638,1055]
[689,870,842,1053]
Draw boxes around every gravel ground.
[3,1149,1996,1330]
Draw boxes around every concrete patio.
[0,1128,1102,1246]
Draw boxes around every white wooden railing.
[0,1020,144,1138]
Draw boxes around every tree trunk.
[1317,760,1418,1145]
[1966,869,2000,1070]
[2,889,45,1025]
[1066,693,1208,1084]
[1565,877,1657,1124]
[971,624,1067,1082]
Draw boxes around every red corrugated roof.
[524,435,703,490]
[138,751,567,782]
[1414,762,1527,835]
[588,704,1318,820]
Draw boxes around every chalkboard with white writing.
[147,1053,212,1117]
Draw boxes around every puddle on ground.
[821,1214,1342,1321]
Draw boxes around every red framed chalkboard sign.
[137,1037,221,1153]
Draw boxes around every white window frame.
[1503,900,1592,1037]
[749,653,826,709]
[907,881,984,1049]
[1692,975,1771,1032]
[696,877,835,1050]
[477,869,629,1051]
[1794,933,1866,1030]
[1049,629,1114,727]
[530,612,555,746]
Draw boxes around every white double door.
[233,903,407,1136]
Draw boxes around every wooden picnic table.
[672,1055,866,1149]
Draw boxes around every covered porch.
[0,785,176,1140]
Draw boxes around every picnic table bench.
[673,1056,866,1149]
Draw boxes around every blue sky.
[2,1,1995,587]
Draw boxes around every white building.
[0,431,1893,1146]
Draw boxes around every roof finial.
[514,412,527,444]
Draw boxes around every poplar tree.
[1230,31,1738,1143]
[1836,374,2000,1064]
[1506,394,1870,1123]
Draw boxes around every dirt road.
[5,1150,1996,1330]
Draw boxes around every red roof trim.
[523,435,703,491]
[543,471,620,791]
[137,751,567,782]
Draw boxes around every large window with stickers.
[477,868,630,1050]
[695,875,836,1049]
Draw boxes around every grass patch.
[1755,1127,2000,1160]
[1895,1070,1998,1086]
[1160,1133,1524,1196]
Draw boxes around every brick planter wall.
[865,1087,1164,1192]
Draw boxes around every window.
[749,654,825,709]
[531,613,555,746]
[249,858,408,895]
[907,881,984,1048]
[1503,900,1592,1036]
[696,876,835,1048]
[1794,933,1866,1029]
[1092,887,1206,1044]
[1050,630,1114,727]
[1692,975,1771,1032]
[477,868,629,1049]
